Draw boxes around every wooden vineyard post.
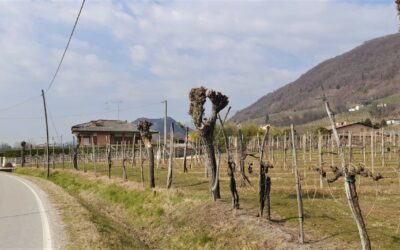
[381,128,385,168]
[303,134,307,177]
[131,134,136,167]
[92,139,96,175]
[167,123,174,188]
[349,132,353,165]
[107,136,112,179]
[61,135,65,170]
[362,132,366,165]
[325,102,371,250]
[52,141,55,169]
[122,142,127,181]
[283,133,287,169]
[318,131,323,188]
[330,135,334,167]
[309,133,312,163]
[183,127,189,173]
[371,131,374,173]
[139,140,144,186]
[290,124,305,244]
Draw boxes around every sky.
[0,0,397,145]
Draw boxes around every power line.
[0,95,41,113]
[0,0,86,112]
[45,0,86,93]
[48,107,60,141]
[0,101,161,120]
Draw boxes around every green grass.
[16,143,400,249]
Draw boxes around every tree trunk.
[202,135,220,200]
[147,146,154,188]
[138,120,155,188]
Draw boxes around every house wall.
[75,132,141,147]
[336,124,374,135]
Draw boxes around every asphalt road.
[0,173,52,249]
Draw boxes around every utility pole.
[41,90,50,178]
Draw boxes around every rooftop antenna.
[106,101,123,120]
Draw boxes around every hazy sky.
[0,0,397,145]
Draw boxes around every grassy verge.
[15,145,400,249]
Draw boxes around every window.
[83,137,90,146]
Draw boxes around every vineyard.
[11,125,400,249]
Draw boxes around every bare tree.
[188,87,228,200]
[138,120,155,188]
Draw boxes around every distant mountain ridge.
[230,33,400,125]
[132,117,189,140]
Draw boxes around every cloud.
[0,0,396,144]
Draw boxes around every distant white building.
[386,119,400,125]
[348,105,362,112]
[377,103,387,108]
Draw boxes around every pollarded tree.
[189,87,228,200]
[138,120,155,188]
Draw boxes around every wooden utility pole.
[290,125,305,244]
[41,90,50,178]
[325,102,371,250]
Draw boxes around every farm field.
[14,143,400,249]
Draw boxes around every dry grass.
[15,144,400,249]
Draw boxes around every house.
[328,122,375,135]
[377,103,387,108]
[348,105,362,112]
[71,120,156,146]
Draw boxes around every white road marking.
[7,175,53,250]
